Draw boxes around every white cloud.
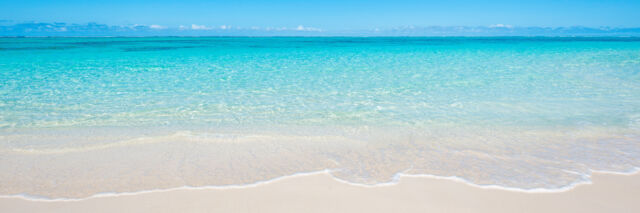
[295,25,322,32]
[191,24,212,30]
[149,24,167,30]
[220,25,229,30]
[489,24,513,29]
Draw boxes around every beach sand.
[1,172,638,213]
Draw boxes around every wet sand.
[1,172,639,213]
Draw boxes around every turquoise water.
[1,37,640,198]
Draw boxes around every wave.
[1,128,639,200]
[2,167,639,202]
[4,130,366,154]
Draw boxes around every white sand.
[1,172,639,213]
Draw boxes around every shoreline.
[3,168,638,202]
[2,171,639,213]
[3,126,639,199]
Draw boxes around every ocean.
[1,37,639,199]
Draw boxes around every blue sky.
[1,0,640,30]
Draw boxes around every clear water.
[1,37,639,198]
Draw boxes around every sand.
[1,172,639,213]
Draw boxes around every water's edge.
[3,167,638,202]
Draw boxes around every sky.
[1,0,640,30]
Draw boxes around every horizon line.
[3,22,640,37]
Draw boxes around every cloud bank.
[0,22,331,36]
[1,22,639,36]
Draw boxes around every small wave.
[6,131,366,154]
[2,167,639,202]
[2,128,639,200]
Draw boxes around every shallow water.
[1,37,639,198]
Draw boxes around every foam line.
[2,167,638,202]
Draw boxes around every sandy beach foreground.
[1,172,638,213]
